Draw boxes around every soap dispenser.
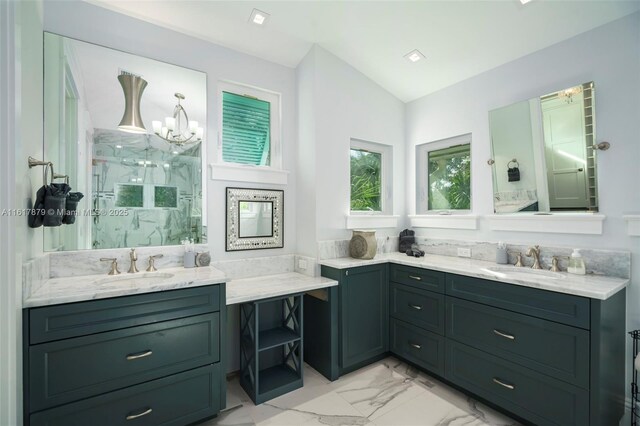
[567,249,586,275]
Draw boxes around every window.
[416,134,471,213]
[350,139,393,214]
[218,81,281,168]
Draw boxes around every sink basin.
[94,272,174,285]
[482,266,565,280]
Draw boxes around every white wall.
[43,0,298,261]
[297,46,406,256]
[1,1,45,424]
[406,11,640,402]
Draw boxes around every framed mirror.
[489,82,598,214]
[43,32,207,251]
[226,188,283,251]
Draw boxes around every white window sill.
[409,214,478,230]
[624,215,640,236]
[487,213,605,235]
[209,163,289,185]
[346,215,399,229]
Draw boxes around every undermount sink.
[94,272,174,285]
[482,266,565,280]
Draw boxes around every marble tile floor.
[199,357,521,426]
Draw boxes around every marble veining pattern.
[22,254,49,298]
[226,272,337,305]
[198,358,520,426]
[23,265,227,307]
[48,243,209,278]
[317,237,399,260]
[319,252,628,300]
[212,255,295,280]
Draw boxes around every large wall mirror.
[43,32,207,251]
[489,82,599,213]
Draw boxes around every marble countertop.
[24,266,227,308]
[226,272,338,305]
[319,252,628,300]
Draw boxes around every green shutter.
[222,91,271,166]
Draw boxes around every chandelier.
[152,93,204,145]
[558,86,583,104]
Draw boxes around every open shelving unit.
[240,293,304,404]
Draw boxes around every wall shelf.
[486,213,605,235]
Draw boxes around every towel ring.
[43,162,54,186]
[507,159,519,169]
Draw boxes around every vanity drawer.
[390,282,444,334]
[30,313,219,411]
[446,274,590,329]
[29,285,221,344]
[446,340,589,426]
[390,265,444,293]
[390,318,445,376]
[29,363,220,426]
[446,297,589,388]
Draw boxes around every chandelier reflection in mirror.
[152,93,204,146]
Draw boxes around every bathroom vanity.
[316,254,628,426]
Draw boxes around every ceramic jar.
[349,230,377,260]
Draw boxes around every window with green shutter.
[222,91,271,166]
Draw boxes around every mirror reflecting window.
[226,188,283,251]
[43,32,207,250]
[489,82,597,213]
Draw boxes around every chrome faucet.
[128,248,139,273]
[146,254,164,272]
[526,245,542,269]
[100,257,120,275]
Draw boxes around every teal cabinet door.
[339,264,388,373]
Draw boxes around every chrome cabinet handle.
[493,329,515,340]
[408,275,422,281]
[493,378,515,390]
[408,303,423,310]
[126,408,152,420]
[126,350,153,361]
[409,341,422,349]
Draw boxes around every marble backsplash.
[317,236,400,260]
[317,236,630,279]
[414,237,630,279]
[211,255,295,280]
[48,244,209,278]
[22,255,49,298]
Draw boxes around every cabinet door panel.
[30,364,220,426]
[340,265,388,371]
[390,319,444,376]
[446,340,588,426]
[390,282,444,334]
[446,297,589,388]
[30,313,219,411]
[30,285,221,344]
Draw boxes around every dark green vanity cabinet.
[23,285,226,426]
[320,264,389,375]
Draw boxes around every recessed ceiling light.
[404,49,425,63]
[520,0,533,4]
[249,9,270,25]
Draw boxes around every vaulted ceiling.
[87,0,640,102]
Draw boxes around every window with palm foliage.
[427,144,471,210]
[350,148,382,211]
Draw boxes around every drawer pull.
[126,407,152,420]
[492,378,515,390]
[409,341,422,350]
[126,350,153,361]
[493,329,516,340]
[408,303,423,310]
[408,275,422,281]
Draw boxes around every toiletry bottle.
[496,241,508,264]
[567,249,586,275]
